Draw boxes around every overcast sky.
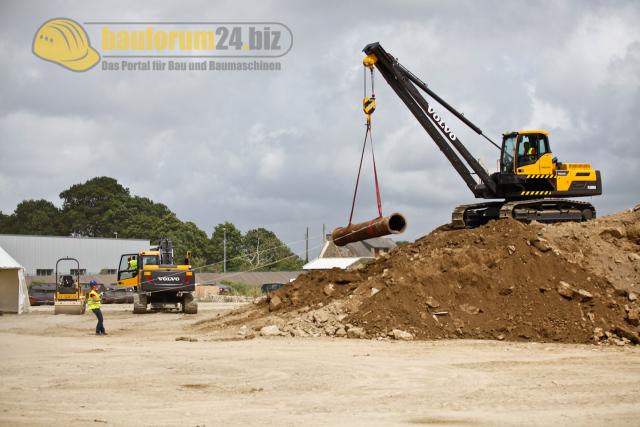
[1,0,639,258]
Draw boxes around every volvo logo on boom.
[427,106,456,142]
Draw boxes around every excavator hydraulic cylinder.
[331,213,407,246]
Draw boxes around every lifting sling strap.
[348,65,383,225]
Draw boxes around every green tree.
[167,221,211,264]
[0,199,64,235]
[209,222,246,271]
[59,176,130,237]
[242,228,303,271]
[1,177,302,272]
[110,196,176,239]
[0,211,8,231]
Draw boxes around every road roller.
[53,257,86,315]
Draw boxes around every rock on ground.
[392,329,414,340]
[347,327,366,339]
[260,325,282,337]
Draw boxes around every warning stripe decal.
[526,174,556,179]
[520,191,552,196]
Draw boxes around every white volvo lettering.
[157,276,181,282]
[427,106,457,141]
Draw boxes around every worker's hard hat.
[89,280,98,286]
[32,18,100,71]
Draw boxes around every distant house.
[303,236,396,270]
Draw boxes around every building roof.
[320,237,396,258]
[362,237,397,249]
[0,233,148,242]
[303,257,362,270]
[0,245,23,270]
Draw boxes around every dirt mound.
[540,206,640,293]
[198,204,640,345]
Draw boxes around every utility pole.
[305,227,309,263]
[223,227,227,273]
[322,224,326,242]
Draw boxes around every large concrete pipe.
[331,213,407,247]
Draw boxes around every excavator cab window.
[117,253,138,281]
[537,139,549,156]
[516,134,549,167]
[501,134,517,173]
[141,255,160,268]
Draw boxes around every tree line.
[0,177,303,271]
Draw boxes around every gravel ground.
[1,303,639,426]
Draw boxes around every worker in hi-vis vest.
[128,256,138,277]
[88,280,106,335]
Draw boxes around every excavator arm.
[362,42,498,198]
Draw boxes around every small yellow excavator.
[53,257,86,315]
[116,238,197,314]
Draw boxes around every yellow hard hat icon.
[33,18,100,72]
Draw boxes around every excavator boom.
[363,42,498,198]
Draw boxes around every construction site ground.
[1,303,640,426]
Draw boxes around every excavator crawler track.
[499,199,595,223]
[451,199,596,229]
[451,202,504,229]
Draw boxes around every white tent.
[0,244,30,314]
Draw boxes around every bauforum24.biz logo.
[33,18,292,72]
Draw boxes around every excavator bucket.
[332,213,407,246]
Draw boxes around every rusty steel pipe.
[331,213,407,246]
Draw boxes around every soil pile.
[198,204,640,345]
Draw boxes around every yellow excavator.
[116,238,197,314]
[361,43,602,228]
[53,257,86,315]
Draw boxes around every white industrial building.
[0,234,149,276]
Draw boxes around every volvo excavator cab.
[501,131,553,176]
[499,130,601,199]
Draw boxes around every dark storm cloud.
[0,0,638,257]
